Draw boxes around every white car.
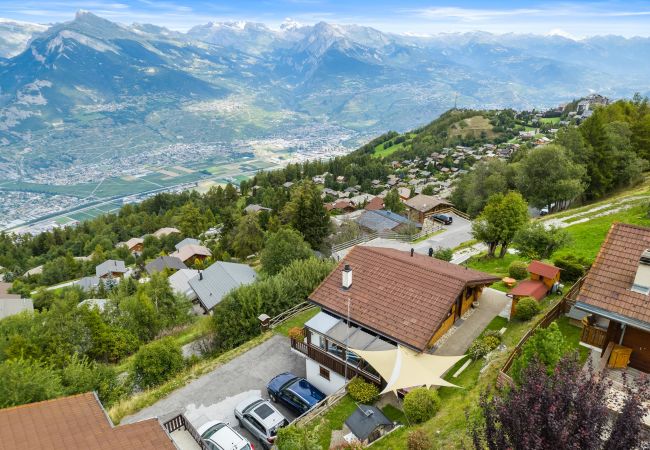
[197,420,254,450]
[234,396,288,449]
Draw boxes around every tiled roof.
[364,197,384,211]
[527,260,560,279]
[309,246,499,351]
[0,392,175,450]
[404,194,452,213]
[152,227,180,238]
[508,279,547,300]
[577,223,650,325]
[170,244,212,263]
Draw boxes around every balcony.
[290,337,381,386]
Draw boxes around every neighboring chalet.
[152,227,181,239]
[0,392,175,450]
[170,244,212,264]
[508,260,561,318]
[364,197,384,211]
[327,199,356,213]
[145,256,188,275]
[168,269,199,301]
[174,237,200,251]
[244,204,272,214]
[397,187,411,201]
[404,194,453,223]
[292,246,499,393]
[576,223,650,372]
[0,294,33,320]
[357,210,421,234]
[189,261,257,312]
[344,404,394,445]
[96,260,127,279]
[117,237,144,254]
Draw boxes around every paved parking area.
[122,334,305,448]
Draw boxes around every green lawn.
[273,307,320,336]
[555,316,590,362]
[373,142,406,159]
[308,395,360,449]
[465,253,523,277]
[539,117,561,124]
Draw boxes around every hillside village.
[1,96,650,449]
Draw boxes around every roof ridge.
[359,246,479,283]
[0,392,94,413]
[612,221,650,232]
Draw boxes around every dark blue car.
[267,373,326,415]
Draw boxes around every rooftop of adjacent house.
[78,298,108,312]
[527,260,560,279]
[508,279,547,301]
[152,227,181,238]
[0,392,175,450]
[145,256,188,275]
[309,246,499,351]
[170,244,212,263]
[0,296,33,320]
[404,194,452,213]
[119,237,143,249]
[364,196,384,211]
[77,276,100,291]
[174,237,201,251]
[345,404,393,442]
[188,261,257,311]
[576,223,650,328]
[357,210,420,233]
[244,204,272,214]
[168,269,199,300]
[95,259,127,277]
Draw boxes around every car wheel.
[269,393,278,403]
[236,417,242,427]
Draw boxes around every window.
[319,366,330,380]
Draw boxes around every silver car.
[197,420,253,450]
[234,396,289,449]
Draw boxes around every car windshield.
[202,423,227,439]
[244,399,264,414]
[254,403,275,420]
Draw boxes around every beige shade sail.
[353,345,465,394]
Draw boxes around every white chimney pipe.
[342,264,352,290]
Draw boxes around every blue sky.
[1,0,649,37]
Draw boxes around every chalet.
[0,295,33,320]
[117,237,143,254]
[507,260,561,318]
[327,199,356,213]
[168,269,199,301]
[96,260,127,279]
[0,392,175,450]
[344,404,394,445]
[145,256,188,275]
[575,223,650,372]
[290,247,499,393]
[364,197,384,211]
[170,244,212,264]
[152,227,181,239]
[404,194,453,223]
[188,261,257,312]
[244,204,272,214]
[174,237,200,251]
[397,187,411,200]
[356,210,420,234]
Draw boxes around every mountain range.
[1,11,650,185]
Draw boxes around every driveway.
[122,334,305,447]
[433,288,509,356]
[359,212,473,256]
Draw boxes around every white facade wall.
[305,359,346,395]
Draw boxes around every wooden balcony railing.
[290,338,381,386]
[580,325,607,349]
[163,413,209,450]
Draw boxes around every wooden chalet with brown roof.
[575,223,650,372]
[0,392,175,450]
[290,246,499,393]
[404,194,453,223]
[507,260,560,318]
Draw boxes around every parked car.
[267,372,326,415]
[432,213,453,225]
[235,396,289,449]
[197,420,254,450]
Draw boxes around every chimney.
[410,248,414,257]
[632,249,650,294]
[342,264,352,290]
[199,270,203,281]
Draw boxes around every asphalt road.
[123,334,305,449]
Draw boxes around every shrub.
[514,297,541,321]
[433,247,454,262]
[261,228,313,275]
[511,323,567,383]
[407,429,432,450]
[553,254,590,282]
[508,261,529,280]
[287,327,304,341]
[403,387,441,424]
[347,377,379,404]
[275,424,320,450]
[133,338,184,388]
[0,358,63,408]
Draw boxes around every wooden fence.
[163,413,209,450]
[496,276,585,388]
[292,384,348,426]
